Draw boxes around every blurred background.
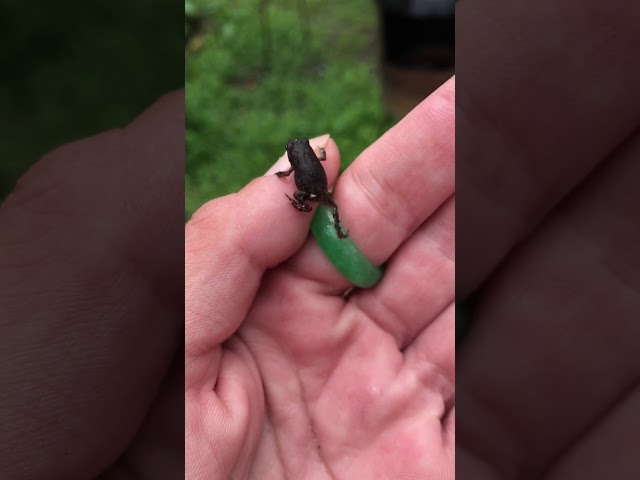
[0,1,183,202]
[185,0,454,217]
[0,1,452,212]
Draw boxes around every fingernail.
[309,133,331,148]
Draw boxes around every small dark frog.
[275,138,349,239]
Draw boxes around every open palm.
[186,79,455,479]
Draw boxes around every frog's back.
[293,143,328,196]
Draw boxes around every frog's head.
[286,138,311,167]
[286,138,310,152]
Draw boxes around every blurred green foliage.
[185,0,396,217]
[0,1,183,200]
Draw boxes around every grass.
[185,0,397,218]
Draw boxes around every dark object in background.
[375,0,455,118]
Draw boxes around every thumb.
[185,134,339,387]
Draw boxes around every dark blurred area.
[0,1,183,200]
[456,1,640,477]
[376,0,455,118]
[0,2,185,478]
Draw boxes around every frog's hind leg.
[323,197,349,238]
[285,191,313,212]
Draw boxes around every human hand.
[0,91,185,479]
[456,1,640,477]
[185,78,455,478]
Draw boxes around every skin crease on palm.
[185,79,455,478]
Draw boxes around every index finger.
[285,78,455,291]
[336,76,455,265]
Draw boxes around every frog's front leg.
[316,146,326,161]
[285,190,313,212]
[275,166,294,177]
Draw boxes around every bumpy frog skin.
[275,138,348,239]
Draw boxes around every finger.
[338,77,455,265]
[0,90,184,479]
[283,77,455,292]
[352,196,454,348]
[457,130,640,472]
[456,1,640,298]
[185,135,339,388]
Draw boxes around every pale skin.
[186,79,456,479]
